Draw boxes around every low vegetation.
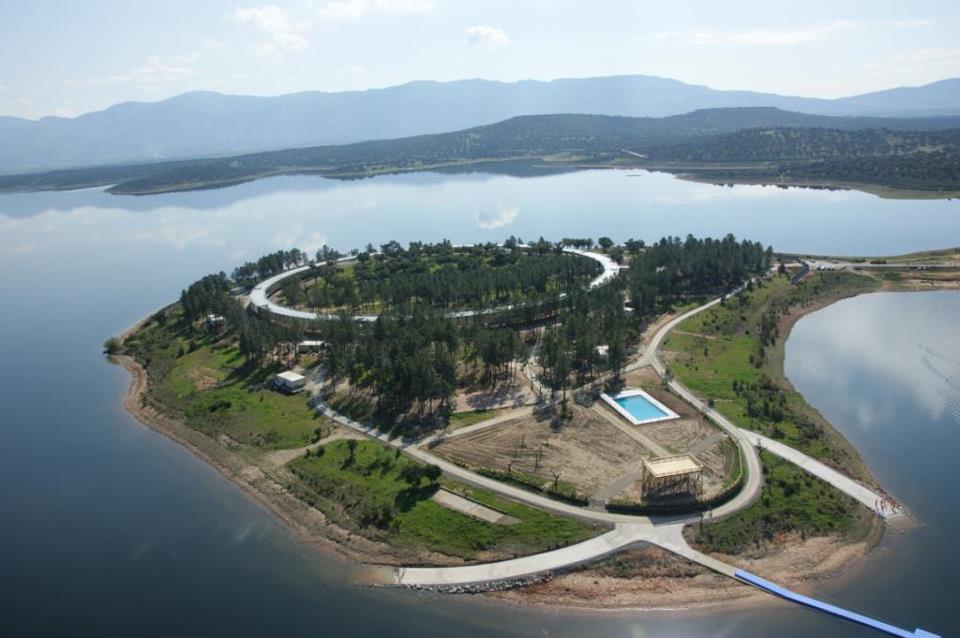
[664,271,879,477]
[288,439,600,557]
[122,309,327,449]
[688,451,869,554]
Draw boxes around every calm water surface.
[0,169,956,636]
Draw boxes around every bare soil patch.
[431,403,650,494]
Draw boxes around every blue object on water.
[734,570,940,638]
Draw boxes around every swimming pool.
[601,389,679,425]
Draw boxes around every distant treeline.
[647,127,960,190]
[2,107,960,194]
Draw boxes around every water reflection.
[1,169,958,264]
[0,169,958,636]
[785,291,959,637]
[787,292,960,431]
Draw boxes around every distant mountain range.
[2,74,959,174]
[3,107,958,196]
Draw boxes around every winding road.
[300,278,898,590]
[242,244,931,633]
[248,247,622,322]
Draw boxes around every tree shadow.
[393,483,440,513]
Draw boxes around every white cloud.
[861,48,960,80]
[202,38,225,50]
[476,203,518,229]
[272,225,328,255]
[104,56,197,87]
[656,21,856,47]
[234,2,432,60]
[234,6,309,60]
[464,26,510,51]
[315,0,434,25]
[891,19,934,28]
[0,84,8,92]
[339,64,367,74]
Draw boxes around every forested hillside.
[649,128,960,190]
[2,108,958,195]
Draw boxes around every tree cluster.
[231,249,306,289]
[323,306,459,420]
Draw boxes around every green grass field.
[289,439,600,558]
[130,315,328,449]
[447,408,500,430]
[690,451,866,554]
[663,272,877,466]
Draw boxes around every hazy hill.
[3,107,957,195]
[2,74,959,174]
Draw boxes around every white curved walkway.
[645,285,900,519]
[740,429,901,518]
[304,276,899,590]
[248,247,621,322]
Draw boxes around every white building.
[297,340,326,354]
[274,371,306,393]
[206,314,226,330]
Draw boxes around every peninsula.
[108,237,957,624]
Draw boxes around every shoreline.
[109,278,931,612]
[110,353,441,574]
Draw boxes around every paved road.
[390,523,657,587]
[645,293,766,521]
[643,288,900,518]
[314,400,655,525]
[390,521,736,588]
[304,276,899,588]
[249,247,621,322]
[740,429,901,518]
[417,406,534,448]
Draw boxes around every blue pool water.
[614,394,669,422]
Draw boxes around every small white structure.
[206,314,226,330]
[595,344,610,361]
[274,371,306,394]
[297,340,326,354]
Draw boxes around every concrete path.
[432,489,519,525]
[249,247,621,322]
[391,523,655,587]
[419,406,534,447]
[592,471,643,503]
[262,429,359,467]
[646,294,766,521]
[740,429,902,518]
[592,403,671,457]
[689,431,728,456]
[314,399,656,525]
[305,276,902,601]
[647,284,900,519]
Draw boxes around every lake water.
[0,168,956,636]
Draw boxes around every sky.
[1,0,959,120]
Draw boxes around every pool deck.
[601,388,680,425]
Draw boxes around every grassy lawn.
[130,316,328,450]
[447,408,499,430]
[689,451,867,554]
[288,439,600,558]
[663,272,877,468]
